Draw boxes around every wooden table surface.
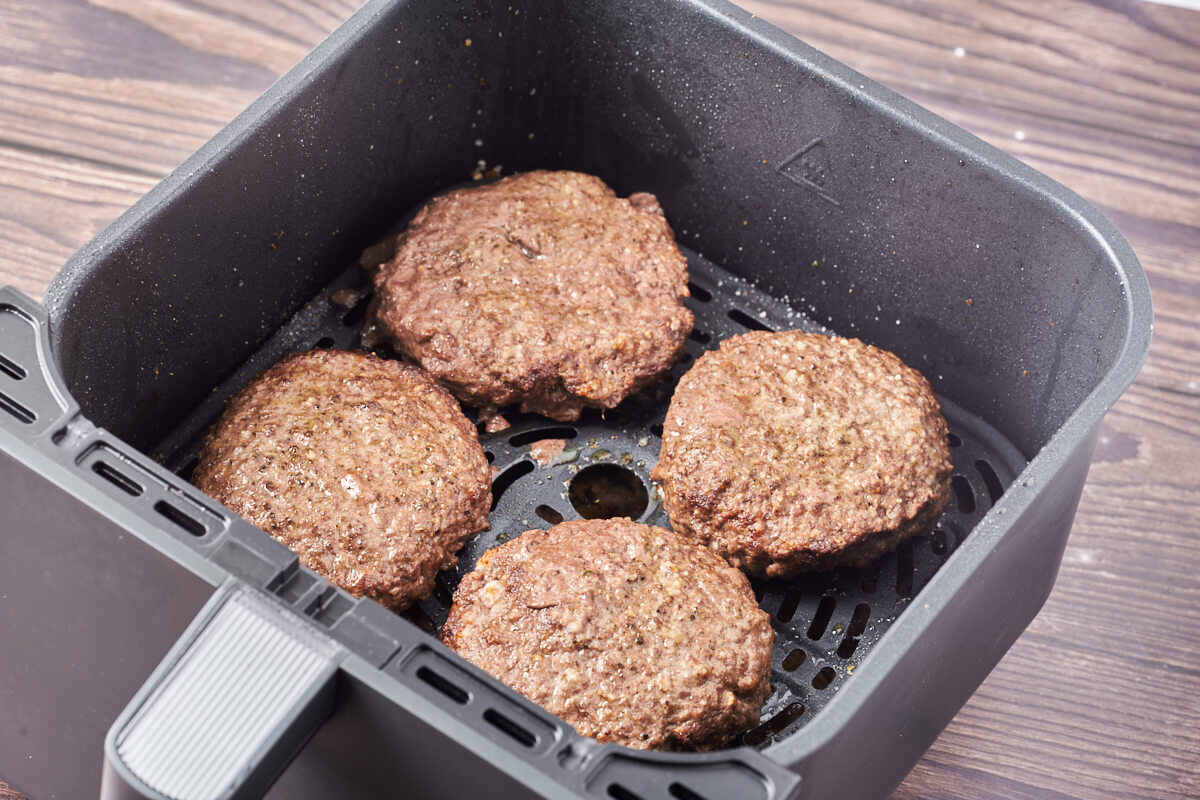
[1,1,1197,798]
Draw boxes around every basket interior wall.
[148,239,1029,747]
[45,0,1132,462]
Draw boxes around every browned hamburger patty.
[441,518,774,751]
[369,170,693,421]
[193,348,491,611]
[651,331,952,578]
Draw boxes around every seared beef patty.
[441,518,774,750]
[651,330,952,578]
[193,348,491,611]
[369,170,693,421]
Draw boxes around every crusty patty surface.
[441,518,774,751]
[193,348,491,611]
[651,331,952,578]
[369,170,693,421]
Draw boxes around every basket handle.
[100,580,344,800]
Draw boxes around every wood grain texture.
[1,1,1198,799]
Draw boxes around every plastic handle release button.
[101,580,344,800]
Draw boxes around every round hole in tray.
[568,464,649,520]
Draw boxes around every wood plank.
[914,651,1200,799]
[0,0,357,175]
[0,146,157,298]
[0,64,260,177]
[742,0,1200,148]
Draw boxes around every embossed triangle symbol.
[777,138,840,207]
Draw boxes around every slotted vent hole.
[847,603,870,637]
[432,579,453,609]
[728,308,773,332]
[776,589,802,623]
[782,648,807,671]
[687,282,713,302]
[837,603,871,658]
[483,708,537,748]
[508,426,578,447]
[92,461,143,497]
[837,637,860,659]
[403,605,437,634]
[0,391,35,425]
[310,591,354,628]
[688,328,711,344]
[535,504,564,525]
[0,353,25,380]
[154,501,206,537]
[811,667,836,690]
[952,474,976,514]
[178,456,199,481]
[485,451,495,464]
[860,562,879,594]
[416,666,469,705]
[302,587,336,618]
[314,336,335,349]
[976,460,1005,507]
[669,783,709,800]
[649,422,664,438]
[931,529,948,556]
[896,539,915,597]
[608,784,645,800]
[947,431,962,447]
[491,460,535,511]
[807,596,837,640]
[274,570,314,604]
[742,702,805,746]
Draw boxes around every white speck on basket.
[1014,130,1027,141]
[953,46,966,58]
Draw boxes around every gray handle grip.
[101,581,344,800]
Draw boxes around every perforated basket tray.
[150,233,1029,751]
[0,0,1151,798]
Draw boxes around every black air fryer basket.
[0,1,1151,798]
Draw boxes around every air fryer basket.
[0,0,1151,798]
